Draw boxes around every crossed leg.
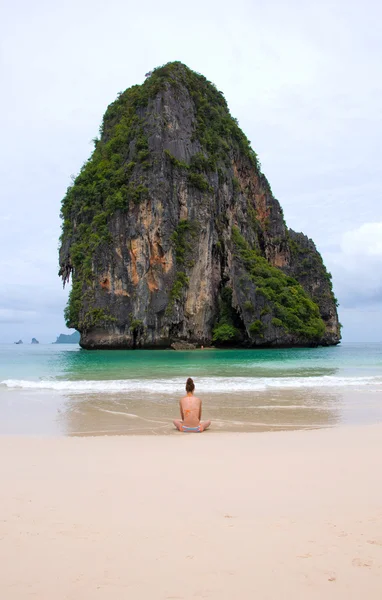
[172,419,211,432]
[199,420,211,431]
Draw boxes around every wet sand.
[1,424,381,599]
[1,386,381,435]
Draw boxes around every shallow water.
[0,343,381,435]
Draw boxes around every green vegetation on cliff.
[212,288,241,344]
[166,219,199,314]
[232,227,326,340]
[102,61,260,171]
[288,232,339,308]
[170,219,199,267]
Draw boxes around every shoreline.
[1,383,381,436]
[1,424,381,598]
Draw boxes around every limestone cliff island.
[59,62,341,349]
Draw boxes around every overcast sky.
[1,0,381,343]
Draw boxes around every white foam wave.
[1,375,382,394]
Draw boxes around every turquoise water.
[0,343,381,435]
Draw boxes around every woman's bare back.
[180,394,201,427]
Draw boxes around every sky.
[0,0,381,343]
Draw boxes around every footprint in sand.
[352,558,373,568]
[337,530,348,537]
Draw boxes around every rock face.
[171,341,197,351]
[59,62,341,349]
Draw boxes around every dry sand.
[1,425,381,599]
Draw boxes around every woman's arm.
[179,401,185,421]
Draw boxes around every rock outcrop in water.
[53,331,80,344]
[59,62,341,349]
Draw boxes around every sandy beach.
[1,425,381,599]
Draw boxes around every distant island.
[14,339,23,345]
[53,331,80,344]
[31,338,39,344]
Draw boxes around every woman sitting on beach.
[173,378,211,433]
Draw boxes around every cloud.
[341,223,382,257]
[326,222,382,309]
[0,0,381,342]
[0,283,70,343]
[0,309,37,324]
[339,306,382,343]
[0,284,68,312]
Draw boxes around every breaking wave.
[1,375,382,394]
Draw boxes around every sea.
[0,343,381,436]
